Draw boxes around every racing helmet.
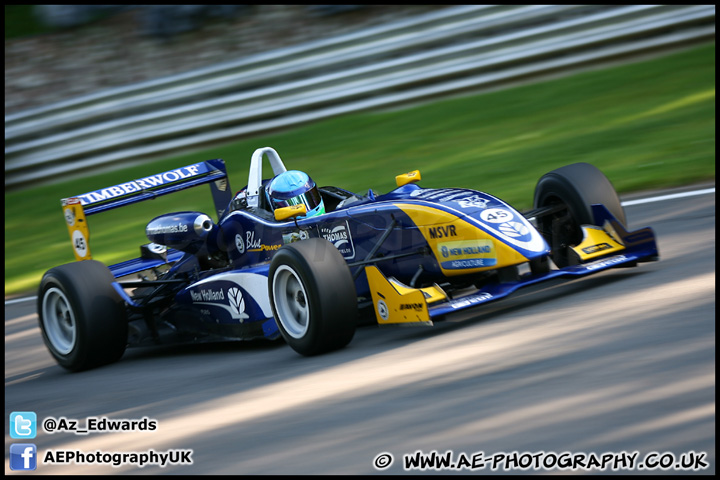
[266,170,325,218]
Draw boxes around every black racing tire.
[268,238,357,356]
[533,163,626,267]
[37,260,128,372]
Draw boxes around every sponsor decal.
[63,207,75,226]
[190,289,225,302]
[450,292,493,309]
[228,287,249,320]
[473,204,542,253]
[318,221,355,259]
[235,233,245,254]
[409,189,491,208]
[282,229,310,244]
[190,287,249,322]
[582,242,613,254]
[480,208,513,224]
[377,299,389,321]
[146,222,189,236]
[473,216,544,253]
[498,221,530,238]
[240,230,280,252]
[438,191,474,202]
[480,208,530,238]
[249,244,281,252]
[147,243,167,255]
[187,272,273,320]
[409,188,453,199]
[457,195,490,209]
[400,303,424,311]
[245,231,262,250]
[75,164,203,206]
[61,198,90,261]
[583,255,628,271]
[438,239,496,270]
[72,230,88,258]
[428,225,457,239]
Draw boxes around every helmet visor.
[271,185,322,213]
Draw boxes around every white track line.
[621,187,714,206]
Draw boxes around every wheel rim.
[272,265,310,339]
[42,287,77,355]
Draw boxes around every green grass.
[4,43,715,296]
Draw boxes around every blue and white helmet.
[266,170,325,218]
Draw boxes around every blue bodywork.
[67,153,659,348]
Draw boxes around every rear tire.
[269,238,357,356]
[38,260,127,371]
[533,163,625,267]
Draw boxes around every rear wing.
[60,159,232,262]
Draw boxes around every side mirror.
[396,170,421,187]
[274,204,307,221]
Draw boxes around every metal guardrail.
[4,4,715,188]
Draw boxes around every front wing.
[366,204,659,325]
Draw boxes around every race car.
[38,147,659,371]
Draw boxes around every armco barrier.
[4,5,715,188]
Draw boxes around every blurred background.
[5,5,446,114]
[5,5,715,188]
[3,5,715,295]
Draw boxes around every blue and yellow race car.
[38,147,659,371]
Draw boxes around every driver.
[265,170,325,218]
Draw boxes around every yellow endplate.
[61,198,91,261]
[571,225,625,261]
[366,266,432,325]
[387,277,447,304]
[395,203,529,276]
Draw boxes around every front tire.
[38,260,127,371]
[269,238,357,356]
[533,163,625,267]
